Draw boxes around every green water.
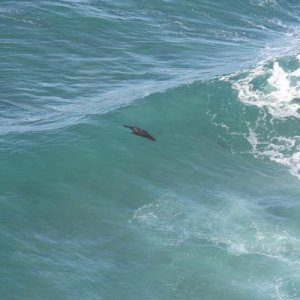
[2,1,300,299]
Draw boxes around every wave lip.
[231,57,300,119]
[219,53,300,179]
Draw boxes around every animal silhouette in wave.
[124,125,156,141]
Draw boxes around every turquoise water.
[1,1,300,299]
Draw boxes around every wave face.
[1,1,300,300]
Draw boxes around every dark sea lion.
[124,125,156,141]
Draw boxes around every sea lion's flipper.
[124,125,135,130]
[147,134,156,141]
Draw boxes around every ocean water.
[1,0,300,299]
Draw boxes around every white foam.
[274,150,300,179]
[224,55,300,179]
[247,128,259,151]
[250,0,278,7]
[130,192,300,265]
[232,61,300,119]
[246,129,300,179]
